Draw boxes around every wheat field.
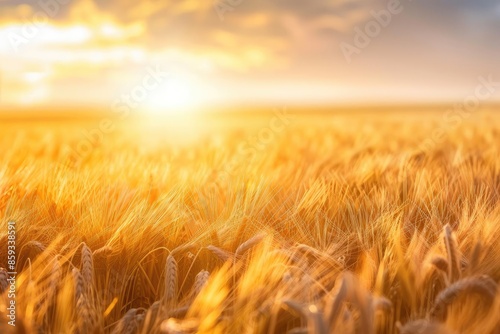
[1,109,500,334]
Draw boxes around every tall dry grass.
[0,110,500,333]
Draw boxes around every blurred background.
[1,0,499,113]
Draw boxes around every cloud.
[1,0,499,106]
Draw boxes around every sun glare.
[144,78,199,116]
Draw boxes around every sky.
[0,0,499,110]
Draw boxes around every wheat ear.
[92,245,113,257]
[373,296,392,312]
[430,256,449,274]
[23,240,46,256]
[164,254,178,302]
[142,300,163,332]
[76,295,98,334]
[235,232,266,256]
[0,267,8,294]
[206,245,233,261]
[431,275,497,319]
[81,243,94,291]
[399,319,452,334]
[112,308,141,334]
[193,270,210,296]
[72,267,84,303]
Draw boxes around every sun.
[144,77,199,115]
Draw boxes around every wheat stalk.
[49,258,61,300]
[282,299,308,319]
[171,243,197,256]
[399,319,451,334]
[325,276,347,329]
[468,241,482,274]
[282,301,328,334]
[343,273,373,334]
[443,224,460,283]
[270,249,301,264]
[169,306,189,318]
[160,318,199,334]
